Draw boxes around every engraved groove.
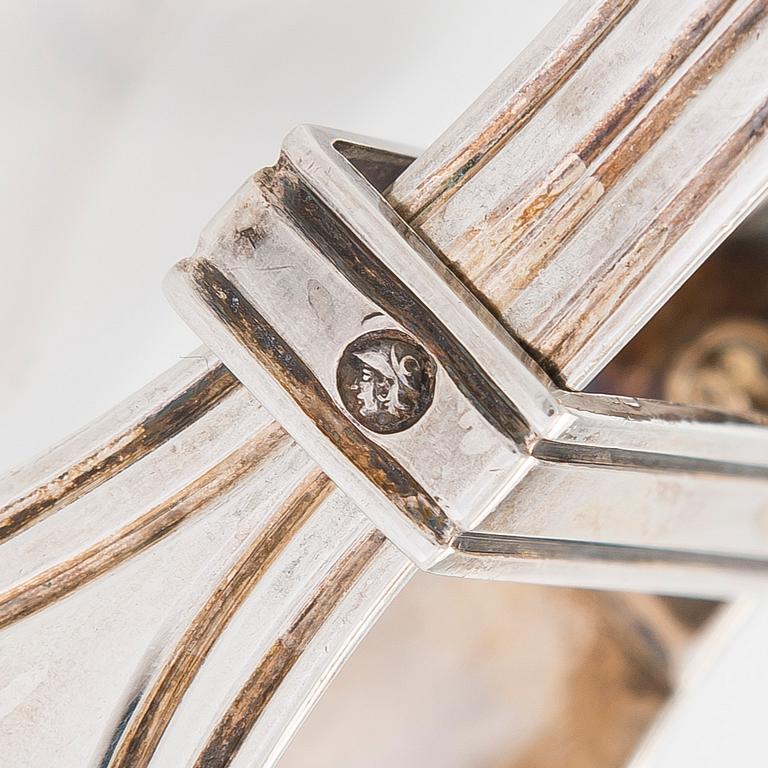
[546,93,768,362]
[0,364,239,543]
[265,161,534,445]
[191,529,387,768]
[533,438,768,479]
[455,531,768,571]
[452,0,736,275]
[187,259,454,543]
[0,422,288,630]
[108,469,334,768]
[478,0,768,303]
[596,0,767,189]
[6,3,756,765]
[391,0,638,222]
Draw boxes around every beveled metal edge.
[167,126,768,597]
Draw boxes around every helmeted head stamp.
[337,330,437,434]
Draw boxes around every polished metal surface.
[0,158,415,768]
[6,1,768,765]
[167,126,768,598]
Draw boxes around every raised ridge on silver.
[167,126,768,598]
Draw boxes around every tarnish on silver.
[336,329,437,434]
[167,126,768,598]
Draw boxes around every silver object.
[168,125,768,599]
[6,1,768,765]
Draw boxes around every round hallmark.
[336,330,436,434]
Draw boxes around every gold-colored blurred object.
[593,227,768,423]
[665,319,768,414]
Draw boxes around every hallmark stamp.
[337,330,436,434]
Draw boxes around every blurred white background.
[2,2,766,766]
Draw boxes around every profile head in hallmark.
[337,330,437,434]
